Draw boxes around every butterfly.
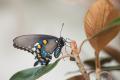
[13,34,66,66]
[13,23,68,66]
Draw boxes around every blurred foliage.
[102,65,120,71]
[67,75,85,80]
[103,46,120,63]
[84,57,113,68]
[84,46,120,70]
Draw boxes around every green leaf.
[84,57,112,68]
[10,59,60,80]
[108,17,120,27]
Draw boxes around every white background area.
[0,0,119,80]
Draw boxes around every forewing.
[13,34,58,53]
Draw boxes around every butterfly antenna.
[60,23,64,37]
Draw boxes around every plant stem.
[73,53,90,80]
[95,51,101,80]
[71,41,90,80]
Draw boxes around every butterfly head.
[58,37,65,47]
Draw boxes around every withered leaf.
[67,75,85,80]
[84,0,120,52]
[103,46,120,63]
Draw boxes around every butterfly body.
[54,37,65,58]
[13,34,65,66]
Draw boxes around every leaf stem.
[95,51,101,80]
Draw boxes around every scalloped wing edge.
[13,43,34,54]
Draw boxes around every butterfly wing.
[13,34,58,54]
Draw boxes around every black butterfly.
[13,34,65,66]
[13,23,67,66]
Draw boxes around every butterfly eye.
[43,40,47,45]
[37,44,41,49]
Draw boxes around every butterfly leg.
[33,47,52,66]
[34,60,39,66]
[37,52,51,65]
[41,54,52,65]
[40,58,46,65]
[34,58,46,66]
[37,53,47,65]
[33,52,40,66]
[40,50,52,65]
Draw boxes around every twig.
[75,54,90,80]
[70,41,90,80]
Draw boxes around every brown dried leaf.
[84,0,120,52]
[103,46,120,63]
[67,75,85,80]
